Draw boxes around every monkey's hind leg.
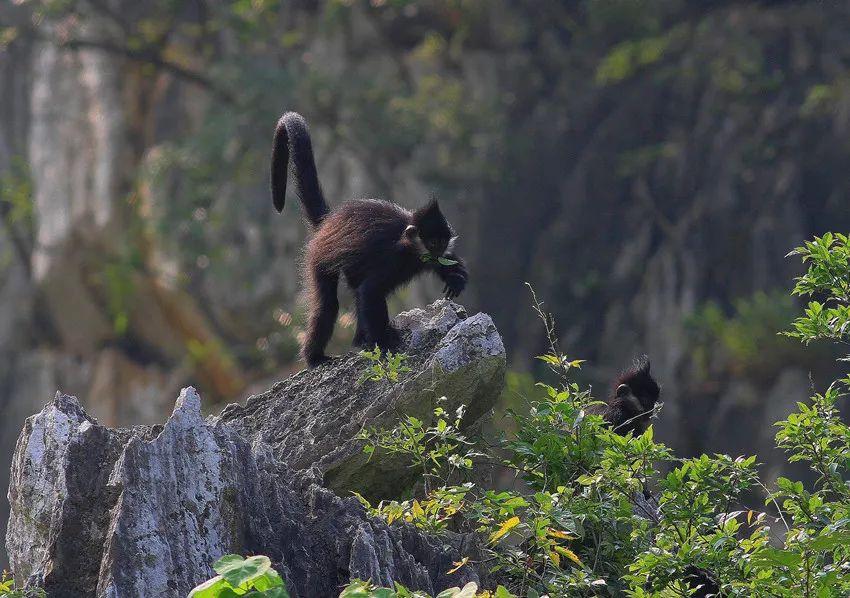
[356,278,402,352]
[352,320,370,348]
[345,273,370,348]
[302,268,339,367]
[351,293,372,348]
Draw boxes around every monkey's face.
[615,383,643,412]
[423,236,450,257]
[614,356,660,412]
[412,198,455,257]
[404,227,451,258]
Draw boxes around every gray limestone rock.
[216,300,506,498]
[5,301,504,597]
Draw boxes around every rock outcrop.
[216,300,505,497]
[5,301,505,598]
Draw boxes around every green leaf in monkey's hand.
[420,253,458,266]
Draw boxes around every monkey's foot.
[375,325,404,353]
[352,329,372,348]
[305,353,332,368]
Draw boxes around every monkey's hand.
[437,254,468,300]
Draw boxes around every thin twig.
[54,37,237,105]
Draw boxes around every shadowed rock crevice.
[5,301,505,597]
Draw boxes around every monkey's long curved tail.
[271,112,329,227]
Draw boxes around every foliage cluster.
[188,235,850,595]
[345,238,850,597]
[685,291,802,380]
[189,555,289,598]
[358,347,413,385]
[0,572,45,598]
[0,157,33,272]
[340,579,512,598]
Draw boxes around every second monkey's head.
[614,356,660,416]
[406,198,456,257]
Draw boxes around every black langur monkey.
[603,356,660,436]
[603,359,721,596]
[271,111,469,367]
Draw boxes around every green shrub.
[188,554,289,597]
[685,291,801,379]
[0,573,46,598]
[201,235,850,596]
[347,238,850,596]
[339,579,513,598]
[358,347,413,385]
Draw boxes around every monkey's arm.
[433,253,468,299]
[603,403,633,435]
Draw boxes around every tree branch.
[56,37,236,105]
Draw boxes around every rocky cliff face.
[3,0,850,569]
[5,302,504,598]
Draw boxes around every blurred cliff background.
[2,0,850,567]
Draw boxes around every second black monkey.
[603,356,660,436]
[271,111,469,367]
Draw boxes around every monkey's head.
[406,198,456,257]
[613,356,660,414]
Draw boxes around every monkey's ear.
[423,196,441,214]
[616,383,631,398]
[404,224,418,239]
[447,235,459,252]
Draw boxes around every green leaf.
[258,588,290,598]
[553,545,583,567]
[489,516,520,543]
[339,580,373,598]
[494,586,516,598]
[251,569,285,591]
[214,554,272,590]
[808,531,850,551]
[751,548,802,568]
[213,554,245,572]
[436,582,478,598]
[188,575,231,598]
[535,354,561,366]
[437,257,458,266]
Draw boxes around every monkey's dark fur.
[603,356,660,436]
[271,112,468,367]
[604,359,721,596]
[682,565,722,597]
